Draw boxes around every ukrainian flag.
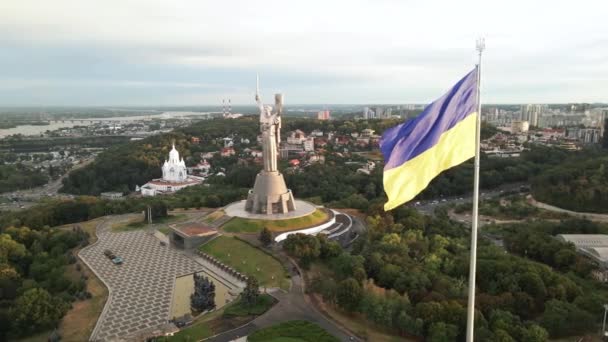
[381,67,478,211]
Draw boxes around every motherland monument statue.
[245,76,296,214]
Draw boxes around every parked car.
[104,249,123,265]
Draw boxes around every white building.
[303,137,315,152]
[511,120,529,133]
[140,144,202,196]
[191,159,211,175]
[287,130,307,145]
[311,129,324,137]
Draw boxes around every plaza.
[79,215,204,341]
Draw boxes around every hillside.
[532,149,608,213]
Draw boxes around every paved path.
[79,215,204,341]
[206,261,359,342]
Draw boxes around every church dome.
[168,144,180,163]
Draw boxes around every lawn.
[248,320,339,342]
[51,219,109,342]
[59,261,108,342]
[200,236,290,290]
[162,322,212,342]
[56,218,103,243]
[223,294,276,317]
[161,293,275,342]
[222,209,329,233]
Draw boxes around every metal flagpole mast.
[466,37,485,342]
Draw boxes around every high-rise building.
[317,110,330,120]
[363,107,376,119]
[520,104,545,127]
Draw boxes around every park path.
[205,254,359,342]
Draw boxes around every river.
[0,111,216,138]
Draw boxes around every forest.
[288,208,608,341]
[532,148,608,213]
[0,164,48,194]
[0,226,90,339]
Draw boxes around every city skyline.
[1,0,607,106]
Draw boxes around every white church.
[139,143,203,196]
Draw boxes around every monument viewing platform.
[225,199,316,221]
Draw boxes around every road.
[412,182,526,215]
[0,158,92,210]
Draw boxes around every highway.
[0,158,92,210]
[411,182,526,215]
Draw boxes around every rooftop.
[557,234,608,247]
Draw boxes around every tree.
[242,276,260,306]
[427,322,459,342]
[10,288,68,334]
[336,277,362,311]
[190,274,216,312]
[0,234,27,263]
[521,324,549,342]
[318,235,341,259]
[540,299,594,337]
[283,234,320,268]
[259,227,272,247]
[144,201,168,222]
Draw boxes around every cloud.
[0,0,607,105]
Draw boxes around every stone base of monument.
[224,199,317,221]
[244,170,297,215]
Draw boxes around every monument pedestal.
[245,171,296,214]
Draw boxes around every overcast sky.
[1,0,606,106]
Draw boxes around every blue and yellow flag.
[381,67,478,210]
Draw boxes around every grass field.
[222,209,329,233]
[59,261,108,341]
[248,320,339,342]
[223,294,276,317]
[56,218,103,243]
[161,293,276,342]
[163,322,212,342]
[200,236,290,290]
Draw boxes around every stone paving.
[79,216,203,341]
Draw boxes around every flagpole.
[466,37,485,342]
